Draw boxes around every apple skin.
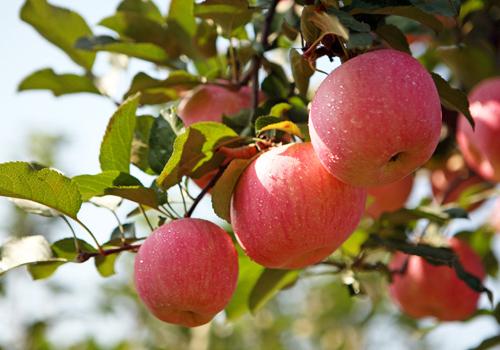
[456,78,500,182]
[309,49,442,187]
[178,84,261,127]
[366,175,414,218]
[134,218,238,327]
[389,237,485,321]
[230,142,367,269]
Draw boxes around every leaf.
[117,0,163,23]
[431,73,474,128]
[375,24,410,53]
[75,36,170,65]
[73,171,158,207]
[27,261,66,280]
[109,223,137,243]
[51,238,96,260]
[157,122,238,189]
[290,49,314,97]
[20,0,95,70]
[269,103,292,118]
[346,33,373,48]
[351,6,443,33]
[95,254,118,277]
[309,10,349,40]
[99,94,140,173]
[225,250,264,320]
[212,158,254,222]
[327,8,371,32]
[9,198,60,217]
[0,236,66,277]
[18,68,99,96]
[409,0,461,17]
[148,116,178,174]
[261,74,289,99]
[168,0,196,37]
[131,115,155,173]
[254,116,282,132]
[248,268,300,313]
[124,71,200,105]
[259,121,303,138]
[0,162,81,219]
[194,0,255,36]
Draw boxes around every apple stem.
[184,165,227,218]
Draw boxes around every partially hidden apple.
[309,49,442,187]
[366,175,414,218]
[231,142,367,269]
[389,237,485,321]
[457,77,500,182]
[134,218,238,327]
[178,84,261,127]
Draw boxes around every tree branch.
[77,243,141,263]
[184,165,227,218]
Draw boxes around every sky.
[0,1,499,349]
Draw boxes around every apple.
[366,175,414,218]
[389,237,485,321]
[309,49,442,187]
[456,77,500,182]
[230,142,367,269]
[178,84,261,127]
[134,218,238,327]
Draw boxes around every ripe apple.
[230,142,367,269]
[366,175,414,218]
[456,77,500,182]
[134,218,238,327]
[309,49,442,187]
[178,84,261,127]
[389,237,485,321]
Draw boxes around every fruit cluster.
[134,49,498,327]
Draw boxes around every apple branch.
[184,165,227,218]
[76,243,142,263]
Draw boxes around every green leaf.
[194,0,255,36]
[95,254,118,277]
[409,0,461,17]
[430,73,474,128]
[212,158,254,222]
[341,228,369,256]
[157,122,238,189]
[131,115,155,174]
[75,36,170,65]
[255,116,282,132]
[168,0,196,37]
[346,32,373,48]
[290,49,314,97]
[20,0,95,70]
[117,0,163,23]
[99,12,167,47]
[73,171,158,208]
[309,10,349,40]
[99,94,140,173]
[259,121,303,138]
[0,162,81,219]
[248,268,300,313]
[375,24,410,53]
[27,261,66,280]
[351,6,443,33]
[51,238,96,260]
[148,116,178,174]
[18,68,99,97]
[124,71,201,105]
[262,74,289,99]
[327,8,371,32]
[73,171,142,201]
[0,235,67,277]
[225,249,264,320]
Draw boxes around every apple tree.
[1,0,500,348]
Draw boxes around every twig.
[178,183,188,215]
[60,215,81,253]
[139,205,154,232]
[77,243,141,263]
[185,165,227,218]
[74,218,104,254]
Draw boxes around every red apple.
[456,78,500,182]
[389,237,485,321]
[309,49,442,187]
[366,175,414,218]
[231,142,367,269]
[134,218,238,327]
[178,84,261,127]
